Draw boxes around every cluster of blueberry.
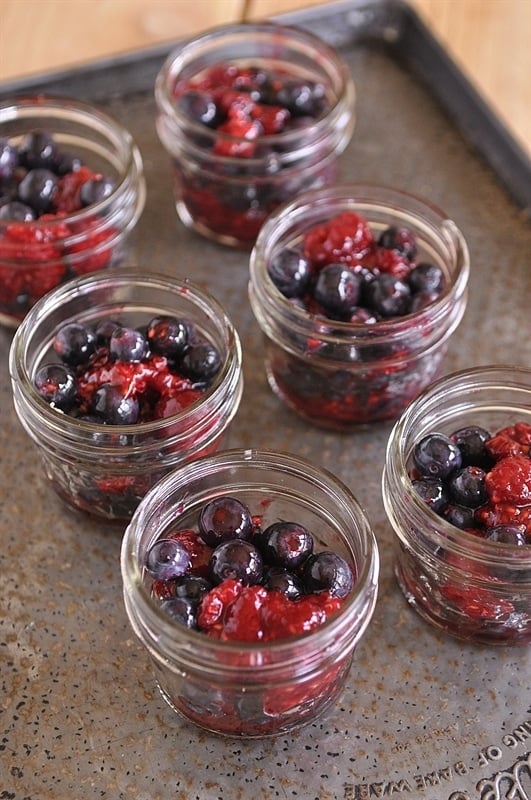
[146,495,353,639]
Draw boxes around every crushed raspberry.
[250,104,290,134]
[197,578,242,631]
[167,529,213,576]
[54,166,95,213]
[486,422,531,459]
[366,246,411,279]
[302,211,374,267]
[440,584,515,620]
[485,455,531,505]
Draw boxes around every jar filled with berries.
[0,95,146,326]
[249,183,469,430]
[382,365,531,646]
[155,22,355,248]
[9,269,243,521]
[121,448,379,737]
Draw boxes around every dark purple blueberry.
[172,575,212,603]
[378,226,417,261]
[34,363,77,411]
[263,567,304,600]
[159,596,197,628]
[146,315,189,359]
[363,273,411,317]
[275,79,327,117]
[484,525,527,546]
[178,90,221,127]
[448,466,487,508]
[94,318,122,346]
[199,496,253,546]
[442,503,476,530]
[258,521,314,570]
[18,130,58,170]
[53,322,97,366]
[267,247,311,298]
[180,341,221,381]
[301,551,354,598]
[409,289,441,312]
[92,383,140,425]
[412,477,449,513]
[450,426,493,469]
[209,540,263,586]
[412,433,462,479]
[0,200,36,221]
[408,262,444,293]
[146,538,191,580]
[109,326,149,363]
[79,175,115,206]
[54,150,82,176]
[0,138,19,180]
[313,263,361,319]
[17,168,58,213]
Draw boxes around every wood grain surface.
[0,0,529,156]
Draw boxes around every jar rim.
[121,447,379,664]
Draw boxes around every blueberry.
[34,363,77,411]
[378,226,417,261]
[258,521,314,570]
[448,466,487,508]
[484,525,527,546]
[109,326,149,363]
[408,262,444,293]
[180,341,221,381]
[54,150,82,176]
[53,322,97,366]
[301,551,354,598]
[412,477,449,513]
[263,567,304,600]
[172,575,212,603]
[146,538,191,580]
[313,263,361,319]
[18,130,58,170]
[92,383,140,425]
[178,90,221,127]
[267,247,311,298]
[94,319,122,346]
[412,433,462,479]
[363,273,411,317]
[146,315,189,359]
[199,496,253,546]
[209,540,263,586]
[0,200,36,221]
[275,79,327,117]
[450,426,493,469]
[442,503,476,530]
[159,596,197,628]
[0,138,19,180]
[17,168,58,213]
[79,176,115,206]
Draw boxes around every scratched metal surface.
[1,1,530,799]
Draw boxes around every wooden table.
[0,0,530,156]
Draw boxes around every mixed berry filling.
[408,421,531,637]
[146,494,354,641]
[0,129,121,322]
[34,315,220,424]
[167,65,337,245]
[263,211,448,428]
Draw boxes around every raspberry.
[485,455,531,505]
[302,211,374,267]
[54,165,95,213]
[167,529,213,577]
[250,103,290,134]
[197,578,242,631]
[440,583,515,620]
[366,245,411,279]
[486,422,531,459]
[219,584,268,641]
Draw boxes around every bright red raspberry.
[302,211,375,267]
[485,455,531,505]
[54,165,95,213]
[219,585,268,641]
[250,103,290,134]
[197,578,242,631]
[365,245,411,279]
[486,422,531,459]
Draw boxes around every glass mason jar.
[9,269,243,521]
[249,184,469,430]
[382,366,531,646]
[154,22,355,249]
[121,448,379,737]
[0,95,146,327]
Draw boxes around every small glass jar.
[382,366,531,646]
[121,448,379,737]
[0,95,146,327]
[154,22,355,248]
[9,269,243,521]
[249,184,469,430]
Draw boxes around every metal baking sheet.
[1,1,530,798]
